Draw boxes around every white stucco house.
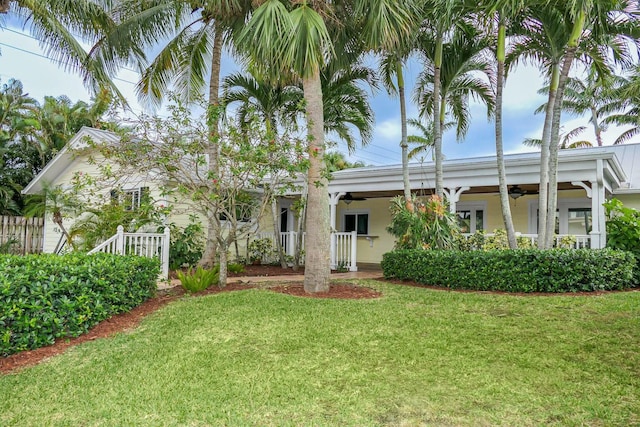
[22,126,640,270]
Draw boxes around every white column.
[444,186,470,213]
[329,192,346,231]
[349,230,358,271]
[589,179,602,249]
[116,225,125,255]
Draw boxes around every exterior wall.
[615,194,640,210]
[336,197,394,264]
[42,151,165,253]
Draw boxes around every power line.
[2,27,141,75]
[0,42,139,86]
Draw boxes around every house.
[22,127,640,270]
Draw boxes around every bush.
[381,249,635,293]
[169,218,205,270]
[0,253,159,356]
[177,265,219,293]
[605,198,640,284]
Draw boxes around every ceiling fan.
[508,185,538,200]
[343,192,366,204]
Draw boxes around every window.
[343,212,369,235]
[528,198,591,235]
[110,187,149,211]
[456,202,486,233]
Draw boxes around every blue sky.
[0,24,618,167]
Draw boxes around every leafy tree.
[86,97,306,286]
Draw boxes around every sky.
[0,23,627,167]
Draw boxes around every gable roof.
[22,127,119,195]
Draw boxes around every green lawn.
[1,281,639,426]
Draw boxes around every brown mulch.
[0,278,379,375]
[269,282,382,299]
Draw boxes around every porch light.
[343,192,353,205]
[509,185,524,200]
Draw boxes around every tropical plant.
[523,126,593,149]
[237,0,417,292]
[168,217,205,270]
[413,20,495,197]
[387,195,460,250]
[176,265,220,293]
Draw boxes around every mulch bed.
[0,277,378,375]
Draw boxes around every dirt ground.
[1,267,380,374]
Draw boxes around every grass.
[1,280,639,426]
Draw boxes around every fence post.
[116,225,125,255]
[161,227,170,279]
[350,231,358,272]
[330,232,336,270]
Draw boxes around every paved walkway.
[160,270,383,290]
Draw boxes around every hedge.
[0,253,159,356]
[381,249,635,293]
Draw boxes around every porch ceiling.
[345,182,580,200]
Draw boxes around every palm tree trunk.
[495,20,517,249]
[200,27,223,269]
[303,69,330,293]
[433,33,444,198]
[537,64,559,248]
[272,197,287,268]
[544,11,585,249]
[398,62,411,200]
[292,185,307,272]
[591,106,603,146]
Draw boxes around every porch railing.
[256,230,358,271]
[88,225,170,279]
[461,233,591,249]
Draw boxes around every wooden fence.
[0,216,45,255]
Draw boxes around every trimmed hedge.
[381,249,635,293]
[0,253,159,356]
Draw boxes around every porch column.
[443,186,470,213]
[329,192,345,231]
[573,176,605,249]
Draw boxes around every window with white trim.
[456,202,486,233]
[528,198,591,235]
[342,211,369,235]
[110,187,149,211]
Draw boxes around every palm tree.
[96,0,252,273]
[237,0,416,293]
[508,1,638,248]
[413,22,495,189]
[2,1,123,96]
[524,126,593,149]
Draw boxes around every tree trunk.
[433,34,444,198]
[398,62,411,200]
[199,27,224,268]
[543,10,584,249]
[302,69,330,293]
[495,21,517,249]
[591,106,603,147]
[537,64,559,248]
[218,241,228,287]
[293,186,307,272]
[272,197,287,268]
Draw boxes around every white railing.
[89,225,170,279]
[256,230,357,271]
[461,233,591,249]
[330,231,358,272]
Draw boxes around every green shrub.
[604,198,640,284]
[381,249,635,293]
[168,218,205,270]
[248,238,274,264]
[228,263,245,274]
[0,253,159,356]
[177,265,219,293]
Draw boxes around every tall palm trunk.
[433,33,444,198]
[591,106,604,146]
[537,64,559,248]
[495,20,517,249]
[272,198,287,268]
[544,10,585,249]
[398,62,411,200]
[303,69,330,293]
[200,28,223,270]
